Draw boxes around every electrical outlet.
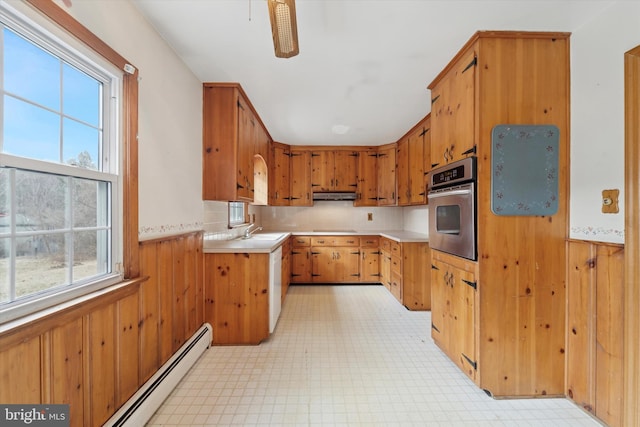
[602,189,619,214]
[367,212,373,221]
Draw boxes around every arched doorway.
[624,44,640,426]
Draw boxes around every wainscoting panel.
[566,239,624,427]
[0,231,205,426]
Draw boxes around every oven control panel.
[430,157,476,190]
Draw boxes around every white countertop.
[203,230,428,254]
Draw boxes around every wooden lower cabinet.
[360,236,381,282]
[310,236,360,283]
[291,236,311,283]
[204,252,270,345]
[431,252,477,382]
[380,237,431,309]
[290,235,382,284]
[312,246,360,282]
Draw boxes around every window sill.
[0,276,147,346]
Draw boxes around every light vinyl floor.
[147,284,601,426]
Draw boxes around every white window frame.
[0,1,123,324]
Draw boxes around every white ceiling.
[132,0,614,146]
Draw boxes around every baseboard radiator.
[105,323,212,427]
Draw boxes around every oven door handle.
[427,188,473,199]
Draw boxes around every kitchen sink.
[238,232,287,241]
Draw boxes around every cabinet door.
[430,49,476,169]
[448,49,476,163]
[408,125,426,204]
[430,259,450,352]
[431,258,476,381]
[333,151,358,191]
[360,247,380,282]
[355,150,378,206]
[422,117,431,198]
[311,247,335,282]
[270,144,290,206]
[236,96,254,200]
[290,150,312,206]
[380,249,392,291]
[450,267,476,380]
[291,247,311,283]
[396,137,410,206]
[377,145,396,206]
[312,247,360,283]
[311,151,334,192]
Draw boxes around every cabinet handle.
[444,148,450,162]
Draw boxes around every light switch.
[602,189,619,214]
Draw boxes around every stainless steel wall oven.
[427,157,477,261]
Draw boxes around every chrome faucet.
[243,224,263,239]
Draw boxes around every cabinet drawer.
[311,236,359,247]
[380,238,391,252]
[391,255,402,275]
[360,236,379,248]
[390,240,401,256]
[291,236,311,247]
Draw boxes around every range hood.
[312,192,357,201]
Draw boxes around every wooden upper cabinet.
[269,142,290,206]
[290,149,312,206]
[430,49,476,170]
[311,150,358,192]
[202,83,270,202]
[408,115,429,205]
[396,136,410,206]
[377,143,396,206]
[334,151,358,191]
[355,149,378,207]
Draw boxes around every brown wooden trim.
[566,238,624,249]
[0,278,145,349]
[123,73,140,278]
[24,0,141,279]
[624,44,640,427]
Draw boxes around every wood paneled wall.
[566,239,624,427]
[0,231,204,426]
[624,44,640,427]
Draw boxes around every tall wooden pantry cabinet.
[428,31,570,398]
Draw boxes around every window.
[0,4,122,322]
[228,202,248,227]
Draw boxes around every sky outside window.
[2,27,102,169]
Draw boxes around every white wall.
[260,203,403,232]
[570,1,640,244]
[53,0,204,240]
